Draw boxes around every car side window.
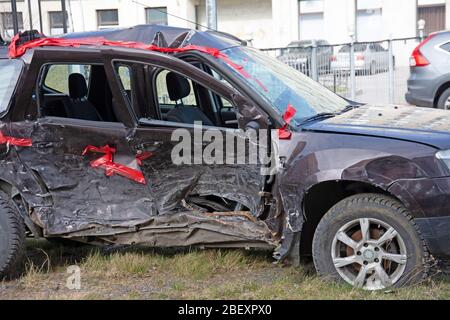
[210,69,233,108]
[440,42,450,52]
[112,61,239,128]
[156,69,197,108]
[116,64,132,103]
[44,64,91,94]
[38,63,120,123]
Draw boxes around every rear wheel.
[312,194,429,290]
[436,87,450,110]
[0,192,26,280]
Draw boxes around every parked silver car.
[278,40,333,76]
[406,30,450,110]
[331,43,391,75]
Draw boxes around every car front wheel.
[312,194,429,290]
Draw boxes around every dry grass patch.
[0,239,448,300]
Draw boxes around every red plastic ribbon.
[136,151,153,166]
[8,34,268,92]
[82,145,147,185]
[278,104,297,140]
[0,131,32,147]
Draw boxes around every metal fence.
[261,37,421,105]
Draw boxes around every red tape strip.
[278,104,297,140]
[8,34,269,93]
[82,145,147,185]
[136,151,153,166]
[0,131,32,147]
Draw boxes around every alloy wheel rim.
[444,97,450,110]
[331,218,407,290]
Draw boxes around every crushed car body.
[0,25,449,290]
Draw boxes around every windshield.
[0,59,23,114]
[219,46,349,122]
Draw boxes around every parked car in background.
[278,40,333,76]
[406,30,450,110]
[331,43,391,75]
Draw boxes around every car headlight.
[436,150,450,169]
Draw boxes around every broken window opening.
[38,63,119,123]
[112,60,240,129]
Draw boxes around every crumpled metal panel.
[7,117,274,250]
[60,211,276,248]
[271,131,441,260]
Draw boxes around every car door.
[106,52,272,219]
[10,49,157,237]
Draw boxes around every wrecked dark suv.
[0,25,449,291]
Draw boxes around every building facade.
[0,0,450,48]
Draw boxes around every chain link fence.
[261,37,421,105]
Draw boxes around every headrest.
[166,72,191,101]
[69,73,88,99]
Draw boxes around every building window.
[299,1,325,40]
[146,7,168,25]
[418,5,446,36]
[48,11,67,35]
[1,12,24,30]
[49,11,65,29]
[97,9,119,27]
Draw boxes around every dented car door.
[12,49,159,238]
[102,51,276,248]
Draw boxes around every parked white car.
[331,43,392,75]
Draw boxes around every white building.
[0,0,449,48]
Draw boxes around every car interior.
[38,61,239,129]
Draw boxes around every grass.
[0,239,448,300]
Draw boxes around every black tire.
[0,192,26,280]
[312,193,429,290]
[436,87,450,110]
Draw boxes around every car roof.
[60,24,244,51]
[10,24,246,61]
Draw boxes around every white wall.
[1,0,450,48]
[197,0,273,48]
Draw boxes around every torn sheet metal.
[82,144,146,184]
[9,117,271,250]
[60,211,276,249]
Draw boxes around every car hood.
[303,105,450,150]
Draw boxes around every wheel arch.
[0,177,42,236]
[433,81,450,107]
[299,180,403,258]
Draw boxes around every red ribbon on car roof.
[0,131,32,147]
[8,34,268,92]
[82,144,149,185]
